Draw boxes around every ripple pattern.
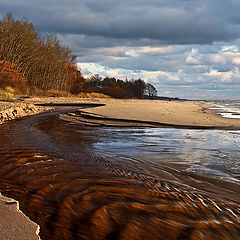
[0,113,239,240]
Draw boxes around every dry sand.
[77,99,240,129]
[24,97,240,129]
[0,101,50,125]
[0,194,40,240]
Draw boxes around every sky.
[1,0,240,99]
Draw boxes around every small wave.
[209,100,240,119]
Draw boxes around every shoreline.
[1,97,238,130]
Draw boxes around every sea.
[209,100,240,119]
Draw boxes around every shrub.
[0,86,16,101]
[76,92,110,98]
[45,90,73,97]
[0,60,27,90]
[99,86,129,98]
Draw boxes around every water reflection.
[35,116,240,181]
[91,127,240,180]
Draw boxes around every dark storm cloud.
[1,0,240,44]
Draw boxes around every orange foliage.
[0,60,27,89]
[68,64,85,94]
[100,86,129,98]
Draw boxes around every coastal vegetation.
[84,75,157,98]
[0,14,157,100]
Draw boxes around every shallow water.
[36,112,240,182]
[91,127,240,181]
[0,109,240,240]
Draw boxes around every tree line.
[0,13,157,98]
[0,13,78,92]
[84,75,157,98]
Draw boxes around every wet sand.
[0,98,240,239]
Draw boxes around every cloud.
[186,49,201,64]
[1,0,240,44]
[210,55,227,65]
[1,0,240,99]
[232,58,240,65]
[204,68,240,84]
[125,46,175,57]
[78,63,180,83]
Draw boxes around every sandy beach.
[0,194,40,240]
[24,97,240,129]
[81,99,240,129]
[0,101,50,125]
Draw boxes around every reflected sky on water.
[89,127,240,181]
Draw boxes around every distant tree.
[132,79,146,98]
[89,74,102,87]
[83,74,158,99]
[102,77,117,87]
[144,83,158,98]
[100,86,128,98]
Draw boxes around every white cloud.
[164,91,171,95]
[222,46,239,52]
[78,63,180,83]
[141,70,180,82]
[210,54,226,64]
[232,58,240,65]
[126,46,174,57]
[204,68,240,83]
[204,69,222,77]
[186,48,201,64]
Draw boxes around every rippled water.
[0,108,240,240]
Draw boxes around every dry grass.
[76,92,110,98]
[0,86,17,101]
[29,90,110,98]
[45,90,73,97]
[0,86,111,100]
[25,87,111,98]
[23,87,73,97]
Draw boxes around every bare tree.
[144,83,158,98]
[0,13,77,92]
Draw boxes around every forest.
[0,14,157,99]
